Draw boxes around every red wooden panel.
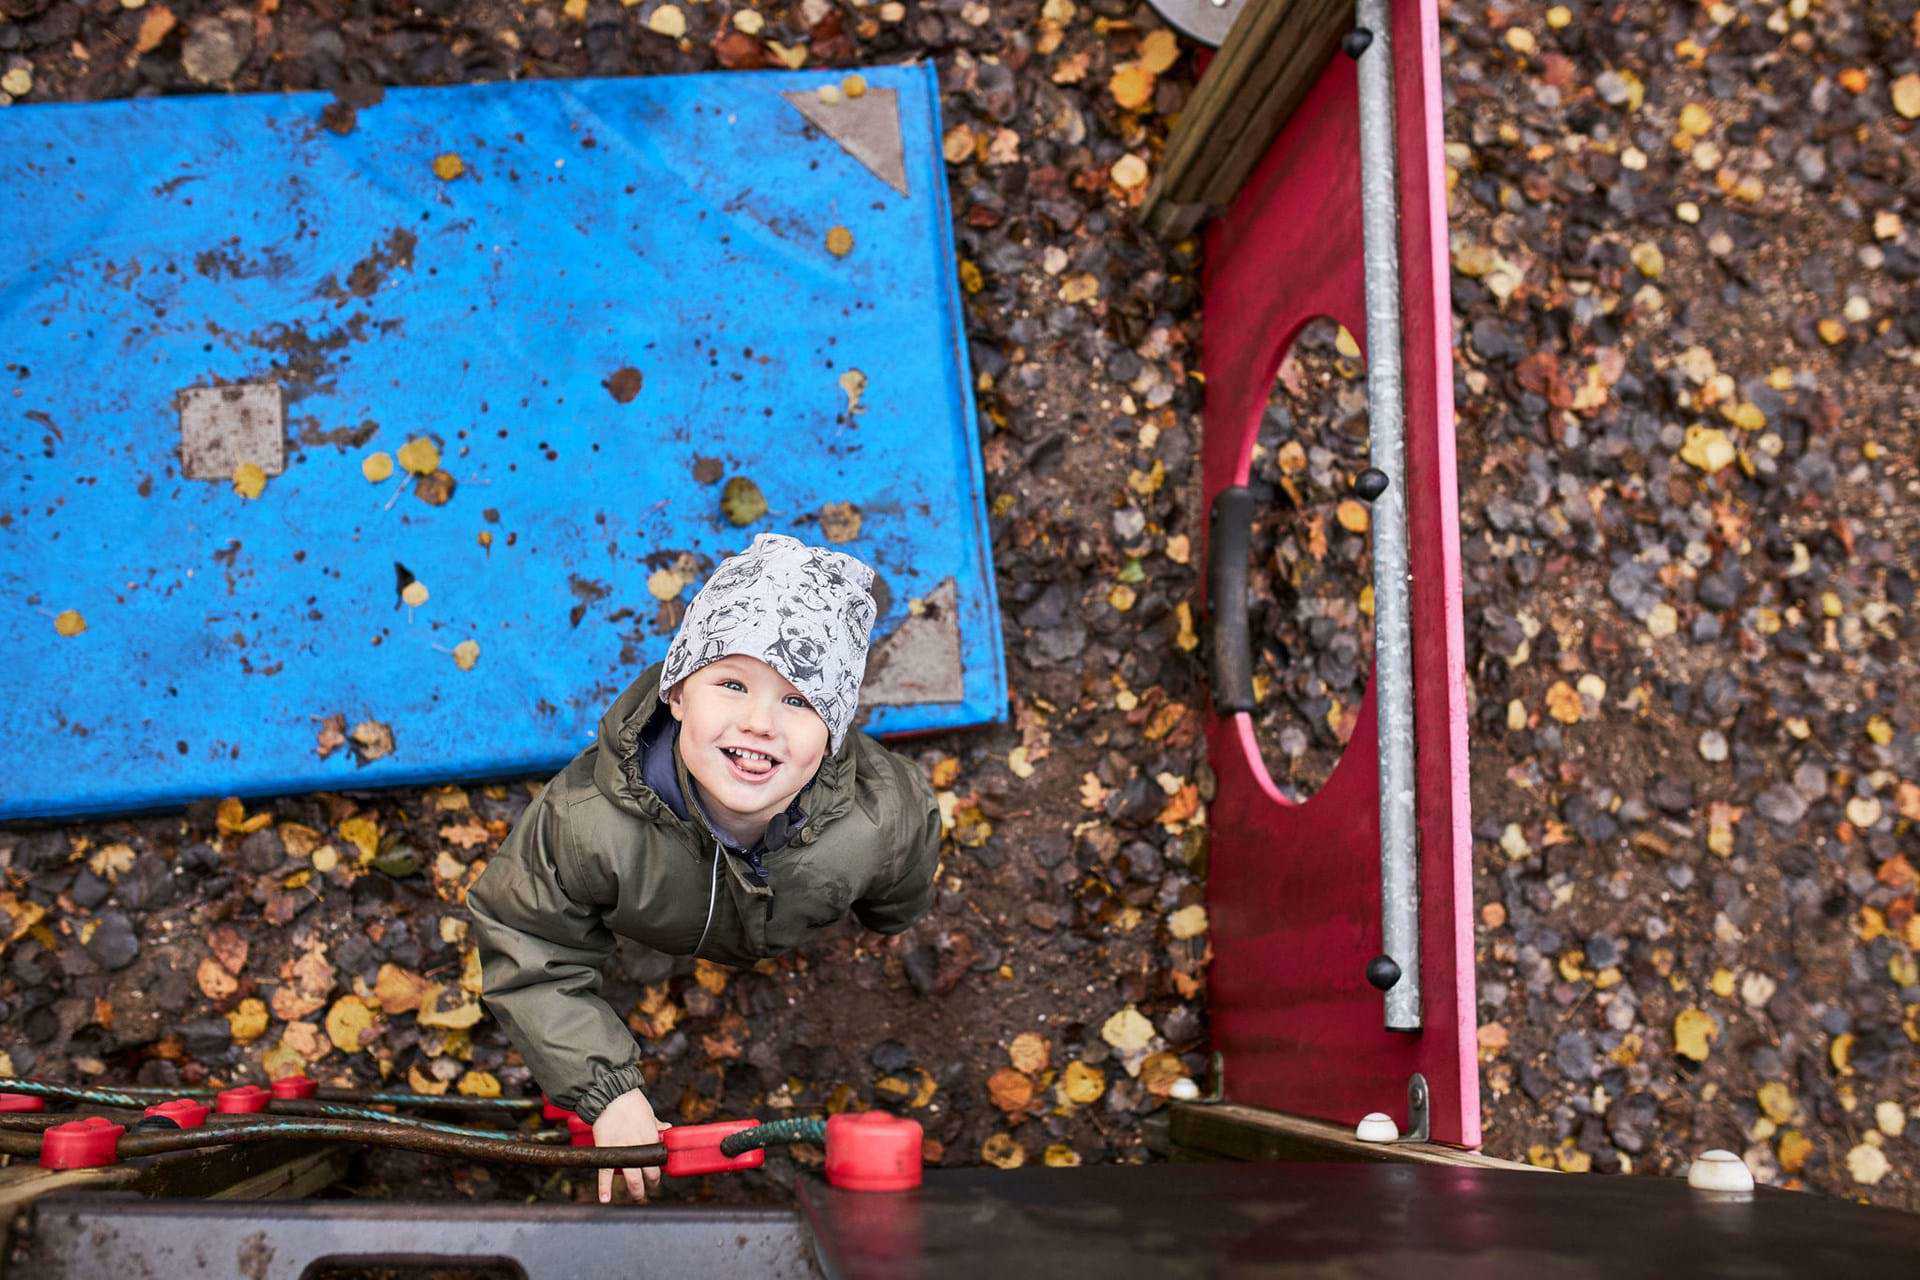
[1199,0,1479,1146]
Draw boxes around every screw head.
[1342,28,1374,59]
[1366,954,1402,991]
[1353,467,1390,501]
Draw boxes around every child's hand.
[593,1088,671,1204]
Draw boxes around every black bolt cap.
[1353,467,1390,501]
[1366,954,1402,991]
[1343,28,1374,59]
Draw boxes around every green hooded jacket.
[467,662,941,1122]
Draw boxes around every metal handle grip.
[1206,486,1257,715]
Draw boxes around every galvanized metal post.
[1355,0,1421,1031]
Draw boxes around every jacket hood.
[591,661,858,834]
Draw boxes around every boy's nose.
[739,696,776,735]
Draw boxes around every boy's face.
[666,654,829,837]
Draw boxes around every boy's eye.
[784,696,808,709]
[721,679,746,692]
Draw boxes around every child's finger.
[623,1166,649,1203]
[598,1167,614,1204]
[643,1163,663,1196]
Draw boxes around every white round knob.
[1167,1077,1200,1101]
[1354,1112,1399,1143]
[1687,1149,1754,1192]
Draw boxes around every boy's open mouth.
[719,746,780,781]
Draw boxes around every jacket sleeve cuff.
[570,1062,649,1125]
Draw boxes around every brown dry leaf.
[1109,61,1154,110]
[134,6,176,53]
[981,1133,1026,1169]
[819,501,863,543]
[694,958,730,995]
[407,1064,450,1096]
[262,1043,307,1080]
[416,982,483,1029]
[326,995,378,1053]
[1059,1060,1105,1105]
[196,956,239,1002]
[1155,784,1200,828]
[461,947,483,995]
[1101,1006,1156,1055]
[1137,28,1179,75]
[278,822,322,858]
[86,842,136,880]
[439,821,492,850]
[208,924,248,975]
[278,1020,329,1063]
[216,796,273,836]
[374,963,429,1014]
[1167,904,1209,940]
[986,1068,1035,1114]
[227,997,269,1044]
[1544,681,1583,724]
[1139,1052,1189,1097]
[0,891,46,957]
[314,713,347,760]
[452,639,480,671]
[701,1011,747,1062]
[349,719,394,763]
[1078,772,1110,810]
[1008,1031,1050,1074]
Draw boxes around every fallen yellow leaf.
[361,451,393,482]
[54,609,86,637]
[396,437,440,476]
[1673,1007,1717,1062]
[432,152,465,181]
[326,995,378,1053]
[232,462,266,499]
[826,225,854,257]
[1109,61,1154,111]
[452,639,480,671]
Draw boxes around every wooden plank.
[1142,0,1351,236]
[1195,0,1351,206]
[1168,1102,1544,1172]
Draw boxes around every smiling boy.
[467,534,941,1204]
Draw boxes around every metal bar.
[27,1198,820,1280]
[1355,0,1421,1030]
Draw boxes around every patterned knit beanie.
[658,533,878,753]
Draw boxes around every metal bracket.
[1404,1073,1430,1144]
[1204,1051,1226,1103]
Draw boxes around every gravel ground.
[1,0,1916,1215]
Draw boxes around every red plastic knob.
[271,1075,318,1100]
[825,1112,923,1192]
[565,1113,595,1147]
[143,1098,211,1129]
[40,1117,124,1170]
[214,1084,273,1114]
[0,1093,46,1113]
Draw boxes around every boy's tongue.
[727,748,774,778]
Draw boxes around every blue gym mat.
[0,64,1003,821]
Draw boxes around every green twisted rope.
[718,1115,827,1157]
